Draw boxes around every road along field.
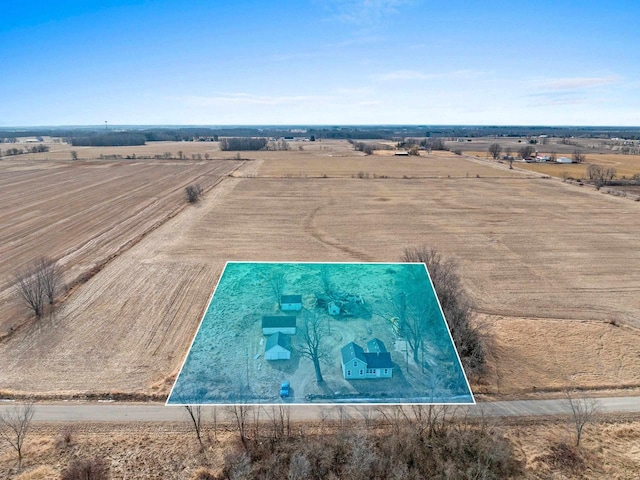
[0,145,638,398]
[0,155,241,335]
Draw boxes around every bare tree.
[386,289,432,365]
[0,401,35,469]
[184,405,205,452]
[572,149,586,164]
[227,405,250,447]
[402,245,485,377]
[185,184,204,203]
[518,145,535,160]
[296,310,329,384]
[70,150,78,160]
[14,266,45,318]
[36,256,61,305]
[488,143,502,160]
[565,391,599,447]
[268,271,285,304]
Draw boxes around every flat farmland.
[0,156,241,335]
[0,143,639,398]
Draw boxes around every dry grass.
[0,140,638,398]
[2,417,639,479]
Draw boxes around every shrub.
[185,184,204,204]
[61,456,110,480]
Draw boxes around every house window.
[384,369,388,374]
[353,361,357,367]
[347,370,351,376]
[359,370,363,376]
[366,368,375,374]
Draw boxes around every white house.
[262,316,296,335]
[264,332,291,360]
[328,301,341,316]
[280,294,302,311]
[341,339,393,379]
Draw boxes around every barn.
[262,315,296,335]
[280,294,302,311]
[265,332,292,361]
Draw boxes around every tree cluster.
[572,149,586,163]
[402,246,485,377]
[214,406,521,480]
[70,133,146,147]
[518,145,536,159]
[1,144,49,156]
[219,137,268,151]
[488,143,502,159]
[185,184,204,204]
[14,257,62,318]
[587,164,616,188]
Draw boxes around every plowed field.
[1,143,638,397]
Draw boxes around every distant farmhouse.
[264,332,292,361]
[341,338,393,379]
[280,294,302,311]
[262,316,296,335]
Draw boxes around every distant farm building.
[262,316,296,335]
[394,150,409,156]
[328,301,341,316]
[280,294,302,311]
[341,339,393,379]
[264,332,292,361]
[556,157,572,164]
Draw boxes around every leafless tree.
[14,266,45,318]
[572,149,586,163]
[0,401,35,469]
[488,143,502,160]
[549,151,557,162]
[565,390,599,447]
[518,145,535,159]
[36,256,61,305]
[227,405,250,447]
[402,245,485,377]
[183,405,205,452]
[296,310,329,384]
[320,266,332,295]
[185,184,204,203]
[70,150,78,160]
[268,271,285,303]
[385,289,432,365]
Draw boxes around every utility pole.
[105,120,108,132]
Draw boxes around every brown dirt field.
[0,140,638,398]
[2,417,639,479]
[0,155,241,335]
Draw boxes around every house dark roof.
[266,332,291,351]
[281,294,302,304]
[367,338,387,353]
[262,316,296,329]
[363,352,393,369]
[341,342,366,364]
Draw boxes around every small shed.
[265,332,292,361]
[280,294,302,311]
[262,316,296,335]
[394,150,409,156]
[328,301,341,316]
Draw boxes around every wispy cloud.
[323,0,416,26]
[533,76,620,90]
[174,93,334,106]
[526,91,587,107]
[372,69,483,82]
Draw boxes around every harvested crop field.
[0,141,638,398]
[0,156,241,335]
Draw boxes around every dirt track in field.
[0,143,638,397]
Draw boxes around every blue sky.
[1,0,639,126]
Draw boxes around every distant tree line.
[1,144,49,156]
[69,133,146,147]
[219,137,269,151]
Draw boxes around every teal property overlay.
[167,262,474,405]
